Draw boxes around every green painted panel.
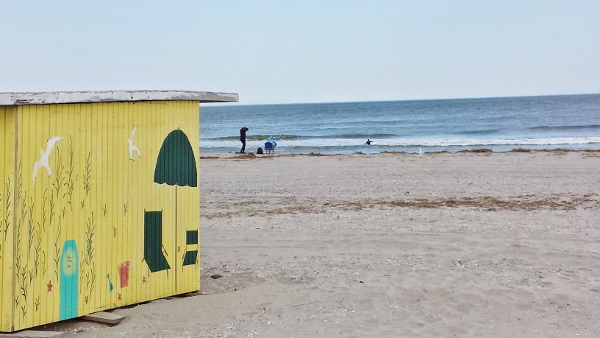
[143,211,170,272]
[154,129,197,187]
[182,251,197,266]
[186,230,198,245]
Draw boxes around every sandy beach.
[55,150,600,337]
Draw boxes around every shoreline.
[200,147,600,159]
[199,143,600,157]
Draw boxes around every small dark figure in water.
[364,139,372,145]
[240,126,249,153]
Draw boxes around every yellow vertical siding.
[1,100,200,331]
[1,106,17,331]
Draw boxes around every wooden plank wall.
[2,101,199,331]
[0,106,17,331]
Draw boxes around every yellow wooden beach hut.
[0,90,238,332]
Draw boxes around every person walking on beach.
[240,126,249,153]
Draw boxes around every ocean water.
[200,94,600,154]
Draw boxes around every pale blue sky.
[1,1,599,104]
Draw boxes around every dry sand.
[58,151,600,337]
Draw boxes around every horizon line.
[203,92,600,107]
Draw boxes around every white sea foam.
[200,137,600,149]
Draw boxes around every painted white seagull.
[33,136,63,184]
[128,127,141,160]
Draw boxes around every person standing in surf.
[240,126,249,153]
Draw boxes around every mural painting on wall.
[107,274,114,292]
[119,261,131,287]
[9,135,100,320]
[5,124,199,323]
[128,127,142,161]
[183,230,199,267]
[33,136,63,184]
[144,129,198,273]
[8,136,63,318]
[2,136,95,320]
[60,240,79,320]
[144,210,169,272]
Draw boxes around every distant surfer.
[240,126,249,153]
[364,139,373,145]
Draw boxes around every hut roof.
[0,90,238,105]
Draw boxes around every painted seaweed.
[83,212,96,294]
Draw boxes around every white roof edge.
[0,90,239,105]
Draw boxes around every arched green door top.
[154,129,197,187]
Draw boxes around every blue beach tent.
[265,138,277,153]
